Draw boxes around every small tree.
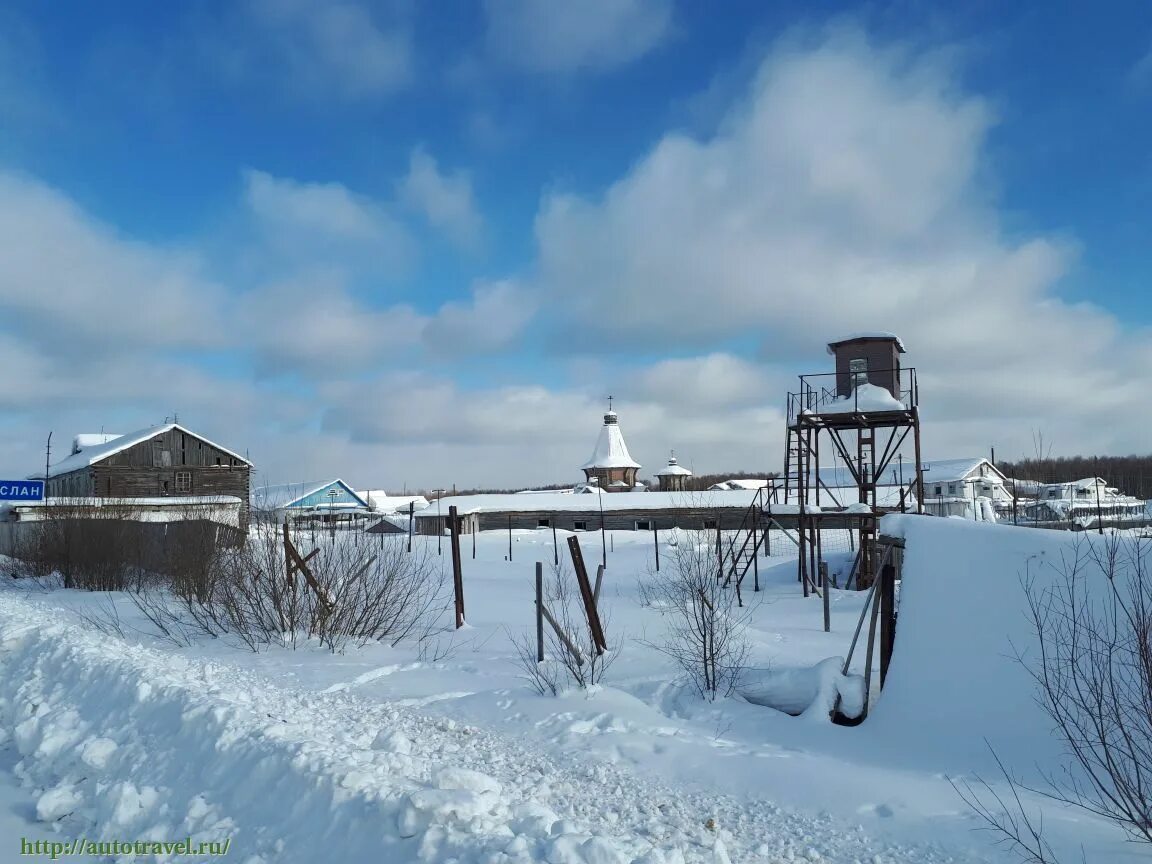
[640,529,751,700]
[953,534,1152,862]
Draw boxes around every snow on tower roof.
[656,453,693,477]
[45,423,251,478]
[580,410,641,470]
[827,332,906,353]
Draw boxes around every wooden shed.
[826,334,905,398]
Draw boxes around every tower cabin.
[581,408,641,492]
[655,452,693,492]
[827,333,905,399]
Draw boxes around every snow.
[581,413,641,470]
[655,458,692,478]
[44,423,251,479]
[363,492,431,513]
[0,518,1132,862]
[804,383,906,414]
[707,478,767,490]
[71,433,123,454]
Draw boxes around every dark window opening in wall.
[849,357,868,387]
[573,520,588,531]
[635,520,652,531]
[703,519,718,530]
[161,479,170,495]
[934,485,942,495]
[215,457,222,466]
[175,471,192,493]
[537,518,551,528]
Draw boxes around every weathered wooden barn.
[43,423,252,526]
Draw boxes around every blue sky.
[1,1,1150,490]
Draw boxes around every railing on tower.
[786,367,918,426]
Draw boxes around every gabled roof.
[45,423,250,478]
[581,411,641,470]
[252,479,369,511]
[920,458,1008,485]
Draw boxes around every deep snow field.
[0,517,1137,863]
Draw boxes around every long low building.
[414,489,767,534]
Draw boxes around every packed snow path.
[0,590,973,864]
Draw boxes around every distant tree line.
[996,454,1152,500]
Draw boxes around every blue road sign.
[0,480,45,501]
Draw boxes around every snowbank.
[865,515,1126,778]
[739,658,865,720]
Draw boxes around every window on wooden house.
[635,520,652,531]
[703,519,718,530]
[175,471,192,493]
[573,520,588,531]
[934,485,942,495]
[537,518,551,528]
[947,483,957,495]
[215,457,222,467]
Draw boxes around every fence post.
[567,535,607,654]
[449,506,465,628]
[407,501,414,553]
[508,514,513,562]
[535,561,544,663]
[652,522,660,572]
[820,560,830,633]
[879,561,896,687]
[552,521,558,566]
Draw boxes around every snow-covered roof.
[826,332,906,353]
[920,458,1008,485]
[655,455,693,477]
[252,479,369,511]
[581,411,641,470]
[362,492,430,513]
[778,484,915,510]
[45,423,250,478]
[414,489,762,516]
[72,433,122,455]
[708,478,770,491]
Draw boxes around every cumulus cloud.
[242,169,415,273]
[221,0,412,101]
[399,148,484,249]
[531,28,1151,460]
[482,0,673,74]
[422,280,536,354]
[0,172,224,353]
[237,274,426,376]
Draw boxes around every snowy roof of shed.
[581,411,641,470]
[72,433,122,454]
[44,423,251,478]
[826,332,906,353]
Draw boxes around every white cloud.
[530,28,1152,460]
[232,0,412,101]
[237,274,427,375]
[482,0,673,74]
[242,169,416,275]
[422,280,536,354]
[400,148,483,249]
[0,172,223,352]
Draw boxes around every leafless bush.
[641,530,751,700]
[953,534,1152,862]
[512,559,618,694]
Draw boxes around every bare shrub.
[953,534,1152,862]
[641,529,751,700]
[512,559,618,694]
